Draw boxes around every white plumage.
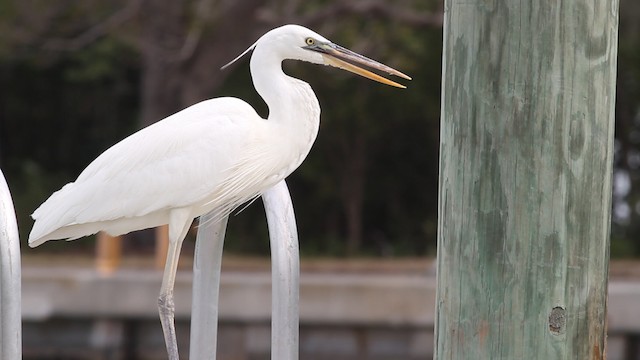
[29,26,327,247]
[29,95,316,245]
[27,24,409,359]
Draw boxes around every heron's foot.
[159,291,179,360]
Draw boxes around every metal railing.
[190,179,299,360]
[0,169,21,359]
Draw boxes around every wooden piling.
[435,1,620,358]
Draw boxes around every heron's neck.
[250,51,320,145]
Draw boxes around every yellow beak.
[307,43,411,89]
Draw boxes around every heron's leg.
[158,208,193,360]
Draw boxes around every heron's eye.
[305,38,315,46]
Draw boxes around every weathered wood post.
[435,1,619,359]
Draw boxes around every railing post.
[262,180,299,360]
[189,179,299,359]
[0,169,21,360]
[189,213,228,360]
[435,1,619,358]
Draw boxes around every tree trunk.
[138,0,270,126]
[139,0,187,126]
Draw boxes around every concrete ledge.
[608,281,640,333]
[20,262,640,359]
[22,265,638,331]
[22,267,434,326]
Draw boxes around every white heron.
[28,24,410,359]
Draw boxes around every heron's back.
[29,97,270,246]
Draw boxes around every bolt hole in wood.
[548,306,566,335]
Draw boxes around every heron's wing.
[199,131,294,224]
[29,97,265,243]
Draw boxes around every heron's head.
[222,24,411,88]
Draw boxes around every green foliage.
[611,1,640,256]
[291,23,442,256]
[0,38,139,246]
[2,0,639,258]
[610,234,640,258]
[181,18,444,257]
[64,38,131,82]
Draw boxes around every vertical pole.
[0,170,21,360]
[155,225,169,269]
[263,180,299,360]
[96,232,122,275]
[189,179,299,359]
[189,213,228,360]
[435,1,619,359]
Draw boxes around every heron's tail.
[28,182,87,247]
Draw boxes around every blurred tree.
[0,0,443,257]
[11,0,639,258]
[0,35,139,249]
[287,16,442,255]
[612,0,640,257]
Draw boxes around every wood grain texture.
[435,1,619,359]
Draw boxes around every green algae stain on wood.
[435,0,619,359]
